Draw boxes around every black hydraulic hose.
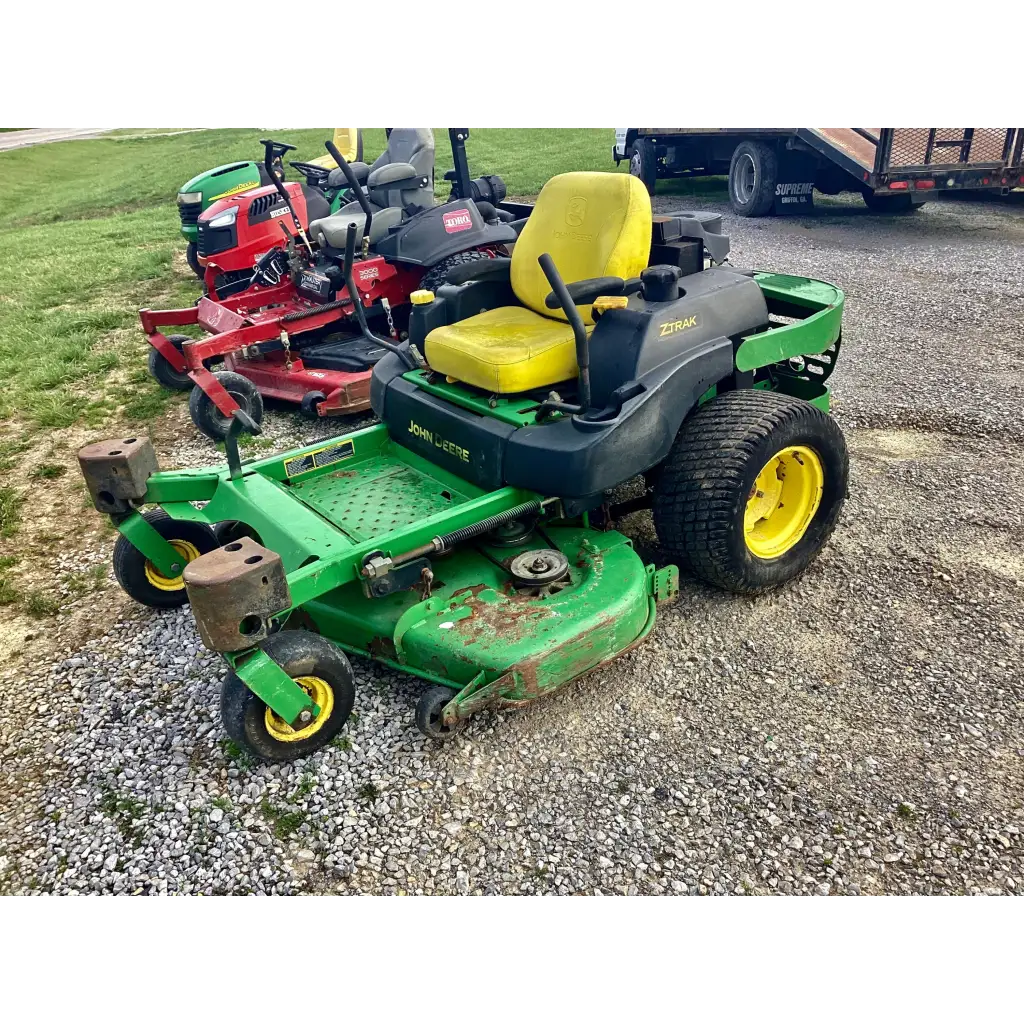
[325,139,373,245]
[341,224,419,369]
[538,252,591,413]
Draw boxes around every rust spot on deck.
[369,636,398,659]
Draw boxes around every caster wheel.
[415,686,465,741]
[147,334,193,391]
[188,370,264,441]
[219,631,355,762]
[299,390,326,420]
[112,509,218,608]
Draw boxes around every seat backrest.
[368,128,434,210]
[511,172,651,325]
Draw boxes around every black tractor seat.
[300,184,333,224]
[299,335,388,373]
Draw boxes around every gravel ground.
[2,190,1023,895]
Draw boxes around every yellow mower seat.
[425,171,652,393]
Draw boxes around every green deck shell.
[736,273,844,372]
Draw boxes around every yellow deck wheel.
[744,445,823,559]
[264,676,334,743]
[142,539,202,592]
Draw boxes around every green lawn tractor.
[177,129,363,277]
[79,169,847,764]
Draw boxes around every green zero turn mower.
[80,169,847,764]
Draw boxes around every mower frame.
[94,269,842,732]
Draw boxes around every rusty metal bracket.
[184,537,291,652]
[78,436,158,514]
[651,564,679,605]
[448,670,517,724]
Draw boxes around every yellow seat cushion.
[422,171,651,394]
[425,306,591,393]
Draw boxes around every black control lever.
[258,139,311,250]
[538,252,591,414]
[224,409,261,482]
[325,139,373,251]
[341,224,422,370]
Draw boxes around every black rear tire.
[419,249,496,293]
[652,390,848,593]
[728,140,778,217]
[629,138,658,195]
[188,370,264,441]
[112,509,218,608]
[147,334,194,392]
[219,632,355,763]
[186,241,203,279]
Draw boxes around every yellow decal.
[284,439,355,477]
[408,421,470,462]
[209,180,259,202]
[659,314,701,338]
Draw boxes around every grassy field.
[0,128,628,621]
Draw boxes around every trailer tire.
[147,335,194,392]
[652,390,848,593]
[629,139,658,195]
[113,509,218,609]
[189,371,264,441]
[186,242,203,279]
[863,192,920,213]
[728,140,778,217]
[219,632,355,763]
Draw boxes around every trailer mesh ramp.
[888,129,1014,169]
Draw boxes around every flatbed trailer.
[614,128,1024,216]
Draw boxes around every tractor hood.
[179,160,265,203]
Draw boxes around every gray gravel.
[2,189,1023,894]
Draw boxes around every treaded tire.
[652,390,848,593]
[219,632,355,763]
[728,140,778,217]
[629,138,658,195]
[112,509,218,609]
[419,249,497,292]
[188,370,264,441]
[186,241,203,279]
[147,334,194,392]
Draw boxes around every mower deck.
[100,423,672,729]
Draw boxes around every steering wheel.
[289,160,330,181]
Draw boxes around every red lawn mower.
[144,130,519,440]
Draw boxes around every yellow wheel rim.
[264,676,334,743]
[744,445,823,559]
[143,539,201,592]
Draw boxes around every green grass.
[0,486,23,537]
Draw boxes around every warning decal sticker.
[284,439,355,478]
